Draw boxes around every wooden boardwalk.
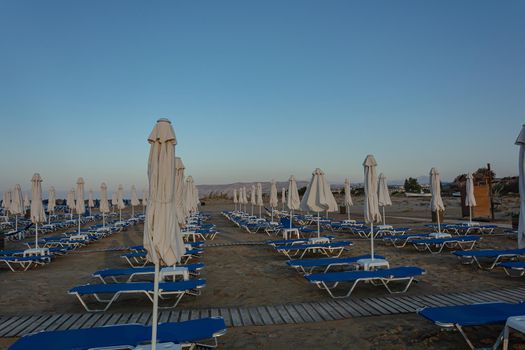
[1,286,525,338]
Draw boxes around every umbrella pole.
[259,206,261,218]
[347,206,350,220]
[15,215,18,231]
[469,206,472,224]
[151,261,160,350]
[119,209,122,222]
[371,222,374,259]
[437,211,441,233]
[132,206,134,218]
[35,223,39,249]
[89,207,92,217]
[382,207,386,226]
[271,208,274,222]
[317,212,320,238]
[290,209,293,229]
[78,214,81,234]
[103,213,106,227]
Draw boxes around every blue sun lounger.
[0,255,52,271]
[382,233,431,248]
[266,236,334,247]
[9,317,227,350]
[305,266,425,298]
[411,235,481,254]
[69,279,206,312]
[418,302,525,350]
[499,261,525,277]
[122,248,204,267]
[453,248,525,270]
[93,263,205,283]
[275,241,353,259]
[287,254,386,274]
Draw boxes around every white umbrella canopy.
[23,192,30,209]
[233,189,238,211]
[184,176,196,215]
[30,173,46,248]
[430,167,445,232]
[377,173,392,225]
[142,189,148,214]
[300,168,337,236]
[111,191,118,212]
[515,125,525,248]
[99,183,110,227]
[131,185,140,218]
[11,185,24,230]
[143,118,186,349]
[363,155,382,258]
[87,189,94,217]
[269,180,278,222]
[2,190,11,218]
[67,189,76,219]
[48,186,56,223]
[343,178,353,220]
[256,183,264,217]
[281,187,286,211]
[117,184,126,221]
[194,187,200,210]
[76,177,86,233]
[465,173,477,223]
[287,176,301,229]
[175,157,186,225]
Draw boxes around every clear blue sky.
[0,0,523,194]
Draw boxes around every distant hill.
[197,181,309,198]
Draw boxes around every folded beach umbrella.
[88,189,94,217]
[233,188,238,211]
[99,183,110,227]
[465,173,477,224]
[343,178,353,220]
[269,180,278,222]
[75,177,86,234]
[2,189,11,220]
[287,176,301,229]
[117,184,126,221]
[111,191,118,213]
[23,192,30,210]
[281,187,286,211]
[30,173,46,248]
[430,167,445,233]
[378,173,392,225]
[67,189,76,219]
[11,185,24,231]
[363,155,382,258]
[300,168,337,237]
[250,185,256,216]
[515,125,525,248]
[184,176,196,215]
[256,183,264,218]
[194,187,200,212]
[143,118,186,349]
[175,157,186,225]
[131,185,140,218]
[47,186,56,224]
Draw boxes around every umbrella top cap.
[379,173,386,179]
[313,168,324,175]
[516,125,525,145]
[148,118,177,144]
[363,155,377,167]
[31,173,42,182]
[289,175,296,181]
[430,167,439,176]
[77,177,84,184]
[101,182,107,188]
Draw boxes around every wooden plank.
[410,295,442,308]
[332,300,362,317]
[493,289,525,301]
[265,305,285,324]
[247,307,264,326]
[358,299,391,315]
[309,302,335,321]
[168,310,181,323]
[127,312,142,324]
[343,300,373,316]
[55,314,84,331]
[274,305,295,324]
[451,292,487,304]
[351,299,383,316]
[379,297,412,313]
[229,307,243,327]
[284,304,306,323]
[210,308,219,318]
[33,314,63,332]
[218,308,231,327]
[0,316,31,337]
[105,313,123,326]
[80,313,103,329]
[179,309,190,322]
[423,295,454,307]
[20,314,54,335]
[6,315,41,337]
[291,304,314,323]
[256,306,274,325]
[370,298,404,314]
[199,309,211,319]
[238,308,253,326]
[68,313,93,330]
[475,290,515,303]
[298,303,324,322]
[116,313,132,325]
[159,311,170,324]
[397,296,427,309]
[47,314,75,331]
[384,297,417,312]
[94,313,113,327]
[138,312,151,325]
[320,302,348,319]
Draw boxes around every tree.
[404,177,422,193]
[298,186,307,196]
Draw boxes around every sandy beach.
[1,196,524,349]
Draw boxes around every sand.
[0,196,524,349]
